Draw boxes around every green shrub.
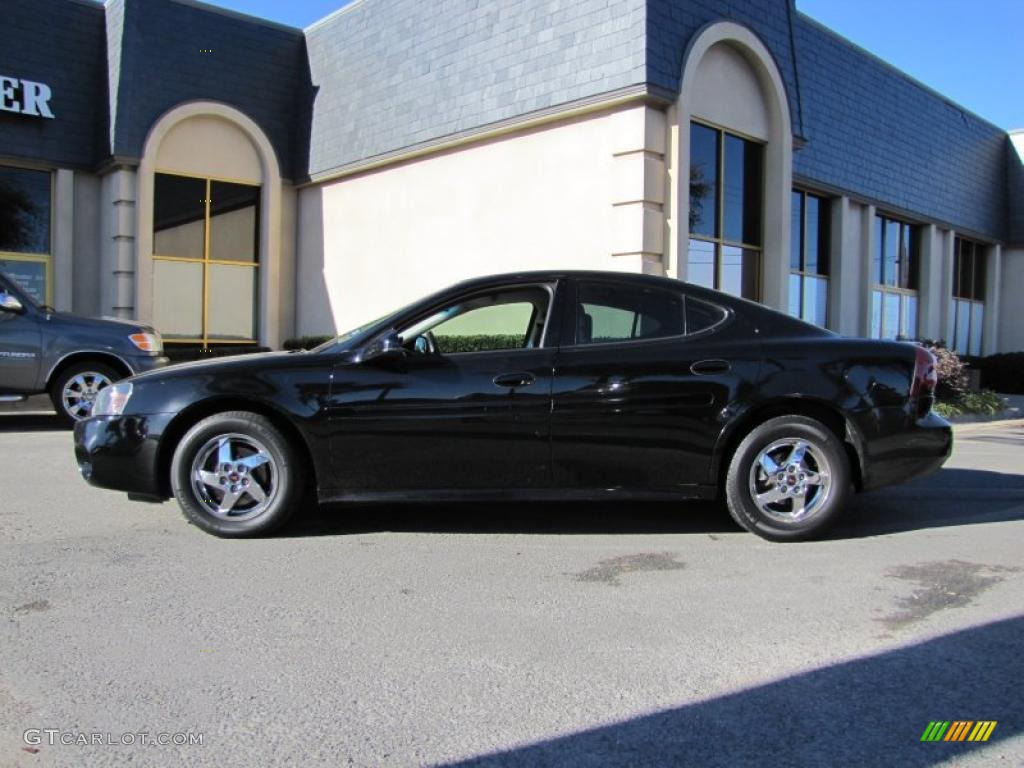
[434,334,525,353]
[919,341,970,403]
[934,390,1004,418]
[165,344,270,363]
[282,335,333,351]
[280,333,528,354]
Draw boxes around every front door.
[327,282,561,494]
[0,281,41,393]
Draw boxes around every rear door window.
[574,282,685,345]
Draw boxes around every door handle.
[493,372,536,388]
[690,359,731,376]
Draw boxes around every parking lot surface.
[1,415,1022,767]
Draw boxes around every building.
[2,0,1022,356]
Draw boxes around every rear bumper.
[857,409,953,492]
[73,413,174,498]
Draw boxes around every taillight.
[911,346,937,417]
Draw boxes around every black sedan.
[73,270,951,541]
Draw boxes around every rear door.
[550,278,756,492]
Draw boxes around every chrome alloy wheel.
[747,438,833,524]
[190,433,279,521]
[62,371,113,420]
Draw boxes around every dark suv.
[0,271,168,424]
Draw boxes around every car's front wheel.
[50,361,122,424]
[170,411,304,537]
[725,415,851,541]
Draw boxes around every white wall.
[690,42,769,141]
[297,106,653,336]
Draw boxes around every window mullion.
[716,129,724,291]
[202,178,211,347]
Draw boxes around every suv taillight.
[911,346,937,417]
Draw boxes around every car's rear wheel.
[725,415,851,541]
[170,411,304,537]
[50,361,122,424]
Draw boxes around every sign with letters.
[0,75,54,119]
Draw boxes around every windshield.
[0,271,41,310]
[309,302,416,354]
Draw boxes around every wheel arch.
[46,352,133,391]
[714,397,865,493]
[155,396,318,499]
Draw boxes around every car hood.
[47,310,154,335]
[130,349,302,382]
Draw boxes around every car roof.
[450,269,698,292]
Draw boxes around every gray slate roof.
[0,0,1017,242]
[304,0,647,178]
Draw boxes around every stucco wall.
[295,107,646,336]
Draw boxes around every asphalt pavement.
[1,415,1022,767]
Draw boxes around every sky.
[209,0,1024,131]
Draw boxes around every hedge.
[165,344,270,363]
[280,333,526,354]
[972,352,1024,394]
[433,334,524,353]
[282,335,332,351]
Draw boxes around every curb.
[952,418,1024,433]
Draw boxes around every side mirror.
[358,330,406,364]
[0,292,24,313]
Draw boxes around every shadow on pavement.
[442,616,1023,767]
[282,500,739,538]
[281,466,1023,540]
[0,413,67,432]
[836,467,1024,539]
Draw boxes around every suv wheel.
[725,415,851,542]
[170,411,304,538]
[50,361,122,424]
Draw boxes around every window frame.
[0,164,54,306]
[687,119,765,301]
[788,188,830,328]
[152,170,261,346]
[871,213,920,340]
[562,278,731,350]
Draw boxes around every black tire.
[49,360,123,425]
[725,415,851,542]
[170,411,305,538]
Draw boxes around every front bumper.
[74,413,174,498]
[857,409,953,492]
[127,354,170,374]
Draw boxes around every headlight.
[129,332,162,354]
[93,382,133,417]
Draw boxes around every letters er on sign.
[0,76,55,119]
